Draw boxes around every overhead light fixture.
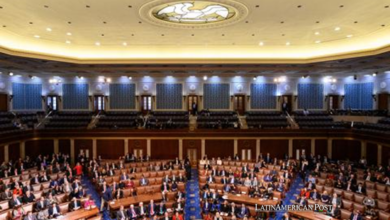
[95,42,101,46]
[34,35,40,38]
[314,32,320,35]
[66,32,72,36]
[9,72,14,76]
[334,27,341,31]
[122,42,128,46]
[46,27,52,32]
[253,76,257,81]
[346,34,353,38]
[259,41,264,46]
[203,76,208,81]
[128,76,132,80]
[106,78,112,83]
[373,72,378,77]
[65,40,71,44]
[286,42,290,46]
[77,75,84,79]
[315,40,321,44]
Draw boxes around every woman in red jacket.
[73,162,83,176]
[172,211,183,220]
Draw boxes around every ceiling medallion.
[140,0,248,29]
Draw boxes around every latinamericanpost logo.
[255,204,332,213]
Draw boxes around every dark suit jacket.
[48,205,61,216]
[116,210,128,220]
[68,200,81,211]
[349,213,363,220]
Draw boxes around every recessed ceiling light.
[46,27,52,32]
[259,41,264,46]
[315,40,321,44]
[128,77,132,80]
[315,32,320,35]
[34,35,40,38]
[9,72,13,76]
[286,42,290,46]
[334,27,341,31]
[66,32,72,36]
[122,42,128,46]
[346,34,353,38]
[203,76,208,81]
[95,42,101,46]
[65,40,71,44]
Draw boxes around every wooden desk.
[289,211,338,220]
[61,207,99,220]
[224,194,280,206]
[109,194,162,210]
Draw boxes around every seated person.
[157,201,166,216]
[355,183,366,194]
[127,204,138,220]
[48,203,61,218]
[296,195,308,206]
[173,198,184,213]
[22,190,35,204]
[171,181,178,192]
[309,189,320,201]
[327,204,340,218]
[138,202,147,217]
[321,191,330,204]
[237,203,249,219]
[68,197,81,211]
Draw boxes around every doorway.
[187,95,198,115]
[234,95,246,115]
[94,95,105,112]
[141,95,152,115]
[47,95,59,111]
[187,148,197,167]
[281,95,292,114]
[241,148,252,161]
[134,148,144,159]
[328,95,339,110]
[0,94,8,111]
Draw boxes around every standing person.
[185,162,191,181]
[73,162,83,177]
[191,101,198,116]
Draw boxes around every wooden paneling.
[183,139,201,160]
[238,139,256,160]
[128,139,147,156]
[74,139,93,159]
[315,139,328,157]
[8,143,20,161]
[25,140,54,158]
[382,146,390,166]
[0,145,4,163]
[293,139,311,156]
[59,139,71,155]
[366,143,378,166]
[332,140,361,161]
[378,93,389,110]
[0,94,8,111]
[97,140,124,159]
[260,139,288,159]
[205,140,234,159]
[151,140,179,159]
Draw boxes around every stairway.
[189,115,197,130]
[285,113,299,129]
[87,112,101,129]
[35,111,53,129]
[238,115,248,129]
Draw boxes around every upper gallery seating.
[0,112,22,135]
[353,117,390,134]
[44,111,92,129]
[334,109,388,116]
[294,111,347,129]
[95,111,140,129]
[16,112,44,128]
[246,111,288,129]
[197,111,239,129]
[146,111,189,129]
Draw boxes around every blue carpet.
[81,176,113,220]
[184,169,202,220]
[271,175,304,220]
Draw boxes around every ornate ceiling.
[0,0,390,64]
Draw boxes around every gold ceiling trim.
[1,44,390,65]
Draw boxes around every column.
[70,139,75,165]
[311,139,315,155]
[124,139,129,155]
[378,145,382,166]
[4,145,9,162]
[234,139,238,156]
[92,139,97,159]
[20,141,25,159]
[54,139,59,154]
[361,141,367,158]
[256,139,260,159]
[179,139,183,160]
[147,139,151,157]
[288,139,293,158]
[327,138,332,159]
[201,139,206,158]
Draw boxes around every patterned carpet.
[184,169,202,219]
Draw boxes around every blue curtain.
[344,83,373,109]
[109,84,136,109]
[297,84,324,109]
[62,84,89,110]
[12,83,42,110]
[203,84,230,109]
[156,84,183,109]
[250,83,277,109]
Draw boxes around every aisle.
[81,176,112,220]
[184,169,202,220]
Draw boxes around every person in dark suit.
[147,200,157,217]
[281,213,291,220]
[9,194,22,208]
[1,188,12,200]
[327,204,341,218]
[22,191,35,204]
[237,204,249,218]
[349,209,363,220]
[202,200,211,214]
[35,197,47,212]
[68,197,81,211]
[157,201,166,216]
[191,102,197,116]
[296,196,308,206]
[229,202,237,216]
[48,203,61,218]
[126,204,138,220]
[23,211,37,220]
[355,183,366,194]
[116,205,127,220]
[309,189,320,201]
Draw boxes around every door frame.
[140,95,152,115]
[187,95,199,115]
[234,94,246,115]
